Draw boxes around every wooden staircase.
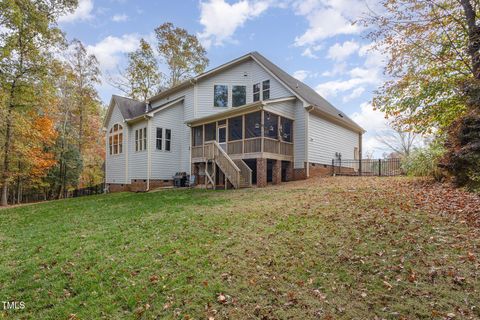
[204,141,252,189]
[233,159,252,188]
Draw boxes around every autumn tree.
[155,22,209,87]
[110,38,163,101]
[362,0,480,189]
[69,39,100,155]
[0,0,78,206]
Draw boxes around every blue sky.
[59,0,391,154]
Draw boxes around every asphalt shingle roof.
[111,52,363,132]
[250,52,363,132]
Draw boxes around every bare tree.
[376,124,420,157]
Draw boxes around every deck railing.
[207,141,241,188]
[193,137,293,160]
[233,159,252,187]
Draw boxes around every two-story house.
[103,52,364,191]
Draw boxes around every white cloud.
[198,0,272,48]
[350,102,389,154]
[292,70,310,82]
[86,34,141,71]
[317,41,385,99]
[327,40,359,61]
[342,87,365,102]
[112,14,128,22]
[59,0,94,23]
[321,62,347,77]
[292,0,379,57]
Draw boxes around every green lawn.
[0,177,479,319]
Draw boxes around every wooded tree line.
[362,0,480,191]
[0,1,209,206]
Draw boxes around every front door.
[218,126,226,151]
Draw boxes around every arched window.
[109,124,123,155]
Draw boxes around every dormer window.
[109,124,123,155]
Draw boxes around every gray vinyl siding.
[106,105,126,184]
[308,114,359,165]
[150,102,184,179]
[263,99,296,119]
[195,60,292,119]
[150,87,194,173]
[128,120,148,180]
[294,100,306,169]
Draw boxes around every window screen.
[280,117,293,142]
[245,111,261,138]
[204,122,216,141]
[192,126,203,146]
[264,112,278,139]
[228,116,243,141]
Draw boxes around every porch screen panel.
[204,122,216,141]
[245,111,261,138]
[280,117,293,142]
[228,116,243,141]
[264,112,278,139]
[193,126,203,146]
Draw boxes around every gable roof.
[106,52,364,133]
[112,95,147,120]
[249,52,364,133]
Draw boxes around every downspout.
[305,105,310,178]
[124,121,129,185]
[145,102,152,192]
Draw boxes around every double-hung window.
[253,83,260,102]
[135,127,147,152]
[262,80,270,100]
[165,129,171,151]
[156,127,163,150]
[156,128,171,151]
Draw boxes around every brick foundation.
[107,183,129,192]
[308,163,334,177]
[272,160,281,185]
[293,168,307,180]
[256,158,267,187]
[107,179,173,193]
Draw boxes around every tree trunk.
[1,106,14,206]
[460,0,480,80]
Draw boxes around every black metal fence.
[332,158,403,176]
[7,183,105,205]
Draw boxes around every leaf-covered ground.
[0,177,479,319]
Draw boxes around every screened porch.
[191,109,294,162]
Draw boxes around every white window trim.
[109,123,124,156]
[135,127,148,153]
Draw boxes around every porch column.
[256,158,267,188]
[272,160,281,185]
